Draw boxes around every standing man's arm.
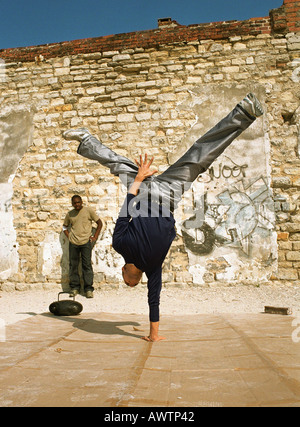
[63,214,70,239]
[63,227,69,239]
[90,219,103,243]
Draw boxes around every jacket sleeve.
[146,267,162,323]
[112,193,135,250]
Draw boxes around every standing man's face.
[72,197,83,211]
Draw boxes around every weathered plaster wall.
[173,85,276,285]
[0,106,33,280]
[0,0,299,290]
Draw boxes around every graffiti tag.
[207,162,248,181]
[182,176,275,257]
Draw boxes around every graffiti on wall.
[0,196,11,213]
[206,157,249,182]
[181,171,275,260]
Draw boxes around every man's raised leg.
[154,93,264,209]
[63,128,138,188]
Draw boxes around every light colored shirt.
[63,206,99,245]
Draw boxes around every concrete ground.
[0,310,299,407]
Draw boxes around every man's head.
[122,263,143,287]
[72,195,83,211]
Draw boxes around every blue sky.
[1,0,283,50]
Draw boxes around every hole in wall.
[282,111,295,124]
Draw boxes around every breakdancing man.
[63,93,263,342]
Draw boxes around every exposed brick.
[272,268,299,280]
[1,1,297,64]
[286,251,300,261]
[277,232,290,241]
[0,17,273,63]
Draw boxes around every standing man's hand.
[89,219,103,243]
[63,229,69,240]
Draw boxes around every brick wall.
[1,1,299,64]
[0,13,274,62]
[0,0,299,290]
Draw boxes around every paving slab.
[0,311,299,407]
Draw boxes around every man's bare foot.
[141,335,166,342]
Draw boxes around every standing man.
[63,93,263,340]
[63,195,102,298]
